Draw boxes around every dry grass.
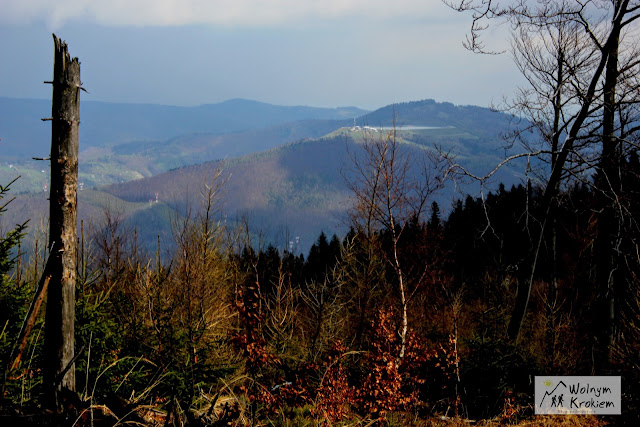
[416,414,607,427]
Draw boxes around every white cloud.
[0,0,452,28]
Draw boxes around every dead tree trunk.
[43,33,80,406]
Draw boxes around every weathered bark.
[43,33,80,406]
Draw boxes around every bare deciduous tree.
[447,0,640,368]
[344,125,444,360]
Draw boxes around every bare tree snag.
[43,33,80,406]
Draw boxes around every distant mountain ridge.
[1,98,535,253]
[0,96,368,159]
[0,96,366,193]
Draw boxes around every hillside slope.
[100,128,528,251]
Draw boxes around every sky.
[0,0,523,111]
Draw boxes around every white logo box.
[535,376,621,415]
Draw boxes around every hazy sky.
[0,0,523,110]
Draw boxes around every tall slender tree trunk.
[596,21,621,371]
[43,33,80,407]
[546,48,564,368]
[507,7,622,341]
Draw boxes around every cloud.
[0,0,452,28]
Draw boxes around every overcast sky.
[0,0,523,110]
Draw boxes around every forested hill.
[2,97,534,253]
[98,132,529,253]
[359,99,516,138]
